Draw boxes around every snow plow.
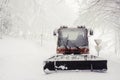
[43,26,107,74]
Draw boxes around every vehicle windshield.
[61,29,84,40]
[58,28,88,47]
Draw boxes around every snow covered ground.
[0,37,120,80]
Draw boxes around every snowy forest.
[0,0,120,80]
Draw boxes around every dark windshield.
[57,28,88,48]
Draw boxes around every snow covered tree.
[0,0,12,38]
[75,0,120,55]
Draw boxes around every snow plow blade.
[43,55,107,74]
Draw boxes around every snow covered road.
[0,38,120,80]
